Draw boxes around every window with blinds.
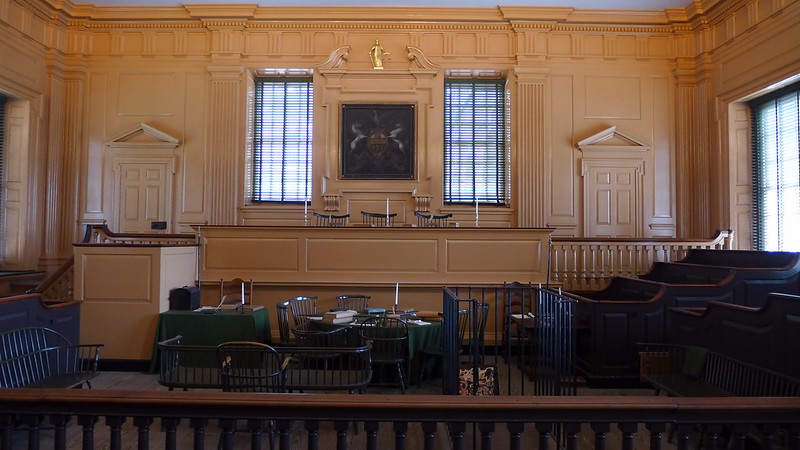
[443,78,509,205]
[751,82,800,251]
[252,77,313,203]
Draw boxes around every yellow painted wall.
[0,0,798,270]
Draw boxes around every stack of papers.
[407,319,431,326]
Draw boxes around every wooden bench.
[157,335,372,393]
[667,293,800,379]
[0,327,103,389]
[639,343,800,397]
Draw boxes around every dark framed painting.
[341,104,415,179]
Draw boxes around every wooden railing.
[1,388,798,450]
[25,225,198,303]
[550,230,735,290]
[82,223,197,245]
[27,256,74,302]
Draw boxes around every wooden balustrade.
[550,230,734,290]
[1,388,798,450]
[82,223,197,245]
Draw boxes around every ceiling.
[82,0,692,9]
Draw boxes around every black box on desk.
[169,286,200,310]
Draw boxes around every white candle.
[394,282,399,312]
[475,197,479,225]
[386,198,390,226]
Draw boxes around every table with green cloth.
[149,309,270,373]
[308,318,442,384]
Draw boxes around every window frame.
[250,76,314,204]
[443,77,510,207]
[750,81,800,251]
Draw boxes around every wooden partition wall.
[197,226,553,287]
[196,226,554,334]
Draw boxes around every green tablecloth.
[309,319,442,384]
[149,309,270,372]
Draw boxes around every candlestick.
[475,197,479,227]
[394,282,399,313]
[386,198,390,227]
[304,200,308,225]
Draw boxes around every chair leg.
[417,354,427,387]
[397,364,406,394]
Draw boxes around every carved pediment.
[577,126,650,152]
[318,45,351,70]
[407,46,440,70]
[107,123,180,149]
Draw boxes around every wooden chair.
[313,212,350,227]
[288,296,318,327]
[218,278,253,309]
[502,282,536,362]
[216,341,285,449]
[360,211,396,227]
[336,295,371,312]
[275,301,293,345]
[417,309,469,386]
[292,322,350,348]
[414,211,453,227]
[360,317,409,393]
[216,341,286,393]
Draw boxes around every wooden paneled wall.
[0,0,798,272]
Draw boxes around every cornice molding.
[186,4,257,18]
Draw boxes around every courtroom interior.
[1,0,800,447]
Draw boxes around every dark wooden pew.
[567,277,740,383]
[563,250,800,384]
[0,294,81,344]
[654,249,800,307]
[638,261,734,285]
[667,292,800,379]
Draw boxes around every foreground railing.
[1,389,799,450]
[550,230,734,290]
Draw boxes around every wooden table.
[309,318,442,384]
[149,309,270,372]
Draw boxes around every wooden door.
[116,162,170,233]
[584,166,639,238]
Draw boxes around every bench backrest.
[0,327,87,388]
[640,343,800,397]
[157,336,372,392]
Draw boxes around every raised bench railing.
[157,335,373,393]
[1,388,799,450]
[82,223,197,245]
[550,229,734,290]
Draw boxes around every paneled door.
[584,165,641,238]
[115,162,171,233]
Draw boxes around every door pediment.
[577,126,651,153]
[107,123,180,150]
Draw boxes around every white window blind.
[252,77,313,203]
[752,83,800,251]
[443,79,508,205]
